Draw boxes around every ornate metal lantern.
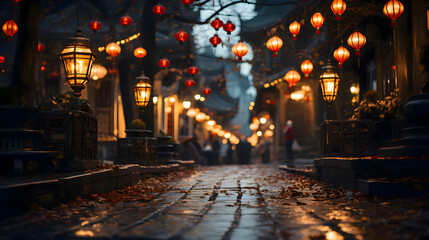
[319,61,340,103]
[134,72,152,109]
[59,28,96,97]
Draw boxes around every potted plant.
[352,89,404,141]
[125,118,151,138]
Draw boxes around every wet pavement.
[1,164,429,240]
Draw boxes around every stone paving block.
[229,226,277,240]
[117,214,200,239]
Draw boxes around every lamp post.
[319,60,340,119]
[59,28,96,98]
[134,72,152,109]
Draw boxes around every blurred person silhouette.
[283,120,295,162]
[236,135,252,165]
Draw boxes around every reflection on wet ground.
[1,165,429,239]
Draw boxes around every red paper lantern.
[89,20,102,31]
[284,69,301,88]
[300,60,313,79]
[181,0,194,5]
[310,12,325,34]
[331,0,347,21]
[106,42,121,57]
[38,42,45,53]
[289,21,301,40]
[158,58,170,68]
[333,45,350,68]
[210,34,222,47]
[0,56,5,64]
[266,36,283,58]
[185,79,195,87]
[347,31,366,56]
[40,66,46,71]
[188,66,199,75]
[152,3,166,15]
[175,31,189,44]
[211,18,224,31]
[203,88,212,95]
[2,20,18,37]
[223,21,236,35]
[232,40,249,62]
[120,15,133,26]
[134,47,147,58]
[383,0,404,27]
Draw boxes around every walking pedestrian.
[283,120,295,162]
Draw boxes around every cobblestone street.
[1,165,429,240]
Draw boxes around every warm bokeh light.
[195,112,206,122]
[153,96,158,104]
[194,94,201,100]
[183,101,191,109]
[257,131,262,137]
[269,124,275,130]
[186,108,197,118]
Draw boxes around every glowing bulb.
[260,117,267,124]
[183,101,191,109]
[169,97,176,103]
[194,94,201,100]
[257,131,262,136]
[153,96,158,104]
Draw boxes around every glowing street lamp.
[59,28,96,97]
[319,61,340,104]
[133,72,152,109]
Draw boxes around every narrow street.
[1,165,428,240]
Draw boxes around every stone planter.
[39,110,98,171]
[116,130,157,166]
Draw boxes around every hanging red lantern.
[2,20,18,37]
[89,20,102,31]
[223,21,236,35]
[331,0,347,20]
[158,58,170,68]
[266,36,283,58]
[185,79,195,87]
[289,21,301,41]
[211,18,224,31]
[12,0,20,7]
[40,66,46,71]
[310,12,325,34]
[300,60,313,79]
[188,66,199,75]
[106,42,121,57]
[181,0,194,5]
[347,31,366,56]
[175,31,189,44]
[203,88,212,95]
[134,47,147,58]
[38,42,45,53]
[152,3,166,15]
[284,69,301,88]
[232,40,249,62]
[383,0,404,27]
[120,15,133,26]
[0,56,5,64]
[210,34,222,47]
[333,45,350,68]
